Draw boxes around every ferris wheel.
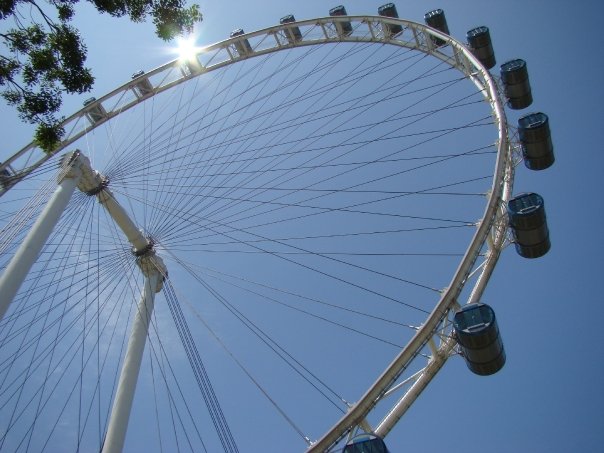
[0,4,554,452]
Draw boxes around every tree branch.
[25,0,60,31]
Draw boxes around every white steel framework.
[0,15,513,452]
[0,151,168,453]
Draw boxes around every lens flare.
[175,36,198,62]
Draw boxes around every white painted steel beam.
[308,34,509,452]
[97,190,150,254]
[102,269,160,453]
[0,154,81,320]
[67,153,167,453]
[0,14,514,449]
[375,338,455,438]
[0,16,483,197]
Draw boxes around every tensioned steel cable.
[142,80,482,254]
[146,314,209,452]
[174,278,315,445]
[170,256,348,417]
[162,279,239,453]
[0,21,503,451]
[0,192,146,451]
[144,43,379,236]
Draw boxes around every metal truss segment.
[0,17,513,453]
[0,16,494,198]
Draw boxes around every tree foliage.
[0,0,202,152]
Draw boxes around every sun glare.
[176,36,199,62]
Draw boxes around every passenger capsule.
[280,14,302,44]
[378,3,403,37]
[466,26,496,69]
[424,9,449,47]
[230,29,253,56]
[330,5,353,37]
[507,192,551,258]
[518,112,555,170]
[500,59,533,109]
[454,303,506,376]
[83,97,107,125]
[131,70,154,97]
[344,434,390,453]
[0,164,12,189]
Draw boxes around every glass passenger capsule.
[518,112,555,170]
[500,59,533,109]
[454,303,506,376]
[508,192,551,258]
[467,26,496,69]
[378,3,403,36]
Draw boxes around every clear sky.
[0,1,603,452]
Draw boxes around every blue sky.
[1,1,603,452]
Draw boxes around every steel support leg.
[0,165,80,320]
[102,272,159,453]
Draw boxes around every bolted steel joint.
[136,251,167,293]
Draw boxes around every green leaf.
[34,120,65,153]
[1,0,202,139]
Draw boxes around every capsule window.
[466,26,496,69]
[83,97,107,125]
[329,5,347,16]
[0,164,12,189]
[454,303,506,376]
[230,29,253,56]
[280,15,302,43]
[378,3,403,36]
[454,304,494,332]
[508,193,551,258]
[424,9,449,46]
[344,434,390,453]
[131,70,154,97]
[500,59,533,109]
[518,112,555,170]
[330,5,353,37]
[377,3,398,17]
[468,25,489,37]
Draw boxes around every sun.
[175,35,199,62]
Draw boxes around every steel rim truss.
[0,15,514,453]
[2,16,494,196]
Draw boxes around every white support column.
[97,190,150,253]
[0,150,168,451]
[66,152,168,452]
[102,271,159,453]
[0,158,81,320]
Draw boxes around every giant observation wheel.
[0,6,553,452]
